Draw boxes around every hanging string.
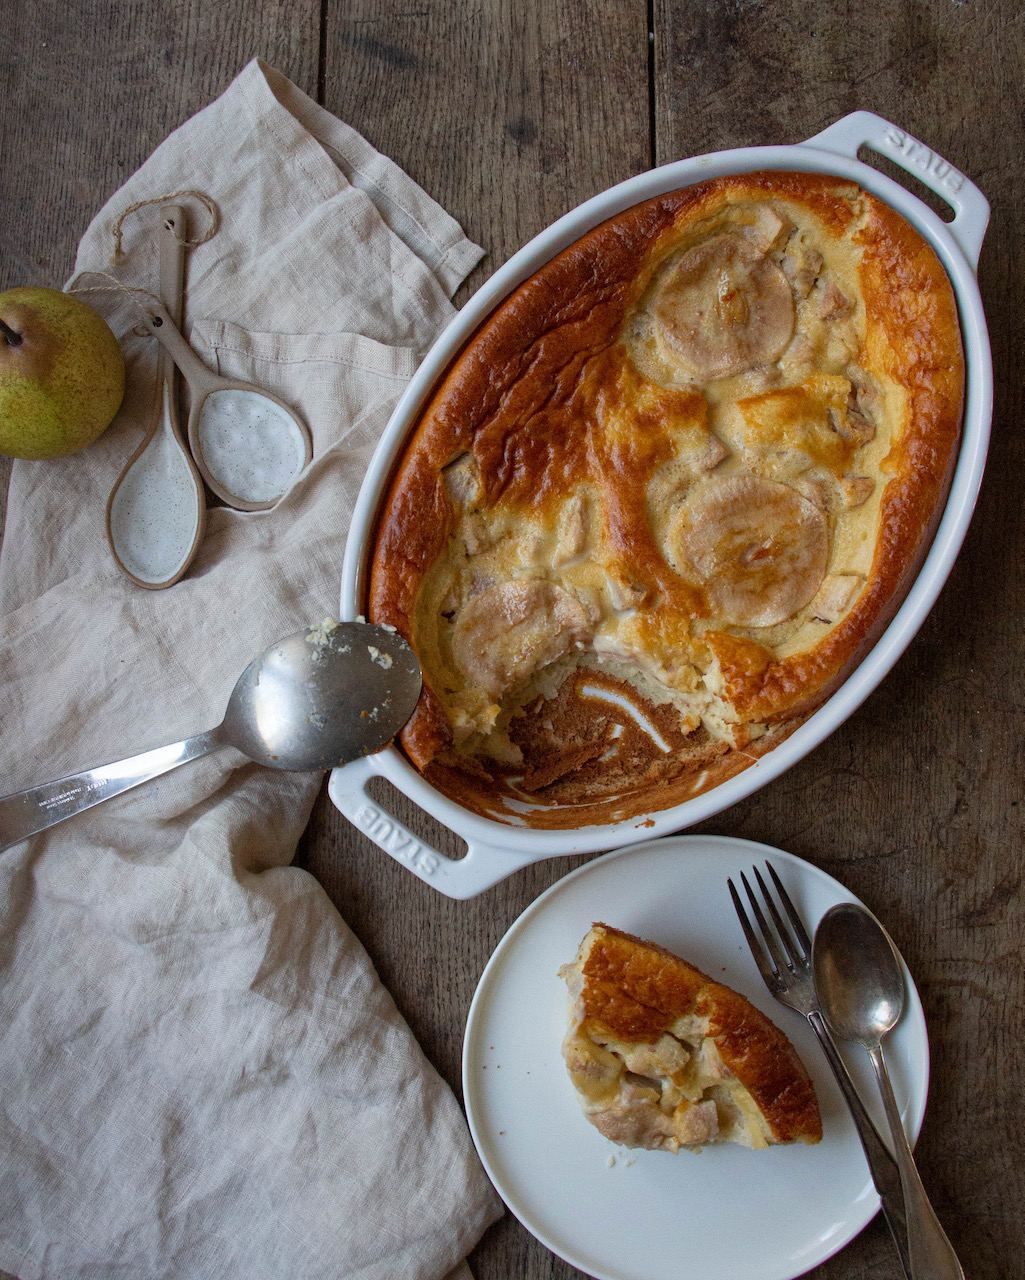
[66,272,164,336]
[109,190,220,261]
[68,271,160,308]
[66,192,220,335]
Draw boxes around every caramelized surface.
[369,172,964,825]
[560,924,823,1151]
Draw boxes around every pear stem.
[0,318,23,347]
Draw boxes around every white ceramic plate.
[462,835,929,1280]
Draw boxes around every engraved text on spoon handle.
[0,729,221,852]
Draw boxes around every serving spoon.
[0,621,421,853]
[813,903,965,1280]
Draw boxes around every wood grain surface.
[1,2,1022,1278]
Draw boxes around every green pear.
[0,286,126,460]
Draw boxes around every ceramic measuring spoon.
[106,207,207,588]
[140,300,312,512]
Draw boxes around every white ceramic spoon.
[140,297,312,512]
[105,206,206,588]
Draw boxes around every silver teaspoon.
[813,903,965,1280]
[0,621,421,853]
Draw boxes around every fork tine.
[753,864,806,970]
[765,861,813,956]
[739,870,791,978]
[727,877,782,993]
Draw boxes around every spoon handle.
[869,1044,965,1279]
[143,301,223,399]
[0,730,221,853]
[808,1010,912,1278]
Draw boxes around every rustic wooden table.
[2,3,1022,1277]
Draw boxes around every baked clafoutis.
[559,924,822,1152]
[369,172,964,826]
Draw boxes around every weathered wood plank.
[319,0,652,302]
[0,1,320,290]
[310,4,650,1277]
[653,3,1023,1277]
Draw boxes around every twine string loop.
[110,190,220,260]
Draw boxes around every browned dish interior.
[368,171,964,828]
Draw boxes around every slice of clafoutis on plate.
[369,171,964,829]
[559,924,823,1152]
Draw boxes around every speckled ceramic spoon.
[106,206,207,588]
[139,296,312,512]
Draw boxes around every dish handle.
[801,111,990,271]
[327,756,542,899]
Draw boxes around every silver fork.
[729,863,912,1280]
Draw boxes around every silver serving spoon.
[813,903,965,1280]
[0,621,420,853]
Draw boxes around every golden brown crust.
[368,170,964,824]
[699,195,963,723]
[577,924,822,1145]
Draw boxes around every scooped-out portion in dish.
[368,171,964,828]
[559,924,822,1152]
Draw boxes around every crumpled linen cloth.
[0,58,501,1280]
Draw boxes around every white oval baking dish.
[329,111,992,899]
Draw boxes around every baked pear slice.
[559,923,822,1152]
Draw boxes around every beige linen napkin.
[0,59,500,1280]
